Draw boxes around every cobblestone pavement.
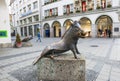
[0,37,120,81]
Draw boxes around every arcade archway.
[44,23,50,37]
[63,19,73,30]
[80,17,92,37]
[96,15,113,38]
[52,21,61,37]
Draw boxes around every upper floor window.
[19,0,22,4]
[20,9,22,14]
[34,15,39,21]
[28,4,31,11]
[33,1,38,9]
[87,0,94,11]
[20,20,23,25]
[23,7,26,13]
[63,4,73,15]
[23,19,27,24]
[44,7,58,18]
[28,17,32,23]
[44,0,58,5]
[107,0,112,8]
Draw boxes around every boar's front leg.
[75,41,80,54]
[71,46,78,59]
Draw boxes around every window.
[17,21,19,26]
[63,4,73,15]
[28,4,31,11]
[88,0,94,11]
[70,4,74,13]
[63,5,67,14]
[23,19,27,24]
[44,7,58,18]
[23,7,26,13]
[20,20,23,25]
[107,0,112,8]
[20,9,22,14]
[33,1,38,9]
[28,17,32,23]
[34,15,39,21]
[97,0,106,9]
[19,0,22,4]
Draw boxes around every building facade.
[11,0,120,38]
[10,0,41,37]
[0,0,12,47]
[42,0,120,38]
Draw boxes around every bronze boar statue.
[33,21,86,65]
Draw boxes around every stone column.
[50,27,54,37]
[32,25,35,37]
[91,24,97,37]
[27,26,29,36]
[23,27,25,37]
[61,26,65,37]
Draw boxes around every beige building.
[41,0,120,38]
[11,0,120,38]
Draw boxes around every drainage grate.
[90,45,99,47]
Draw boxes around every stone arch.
[95,15,113,38]
[43,23,50,37]
[63,19,73,30]
[52,21,61,37]
[79,17,92,37]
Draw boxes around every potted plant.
[107,4,112,8]
[15,33,22,48]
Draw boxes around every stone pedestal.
[36,54,86,81]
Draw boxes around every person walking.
[36,32,41,42]
[108,29,111,38]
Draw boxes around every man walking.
[36,32,41,42]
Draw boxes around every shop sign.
[0,30,7,38]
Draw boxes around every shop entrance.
[96,15,113,38]
[80,17,92,37]
[52,21,61,37]
[44,23,50,37]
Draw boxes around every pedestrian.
[108,29,111,38]
[36,32,41,42]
